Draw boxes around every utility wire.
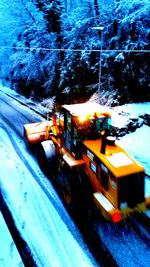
[0,46,149,52]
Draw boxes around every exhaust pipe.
[100,130,107,154]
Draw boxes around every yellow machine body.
[24,102,150,222]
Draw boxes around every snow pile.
[113,103,150,118]
[117,125,150,175]
[112,103,150,175]
[112,103,150,130]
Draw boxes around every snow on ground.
[0,85,150,265]
[113,102,150,117]
[0,126,97,266]
[0,212,24,267]
[112,102,150,129]
[117,125,150,175]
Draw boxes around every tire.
[36,140,58,176]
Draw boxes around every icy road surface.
[0,126,97,265]
[0,211,24,267]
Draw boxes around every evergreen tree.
[0,0,149,104]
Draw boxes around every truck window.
[100,164,109,191]
[72,115,111,141]
[64,111,72,151]
[96,116,112,132]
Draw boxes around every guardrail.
[0,87,49,118]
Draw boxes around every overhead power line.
[0,46,149,53]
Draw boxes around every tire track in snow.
[0,124,118,266]
[0,124,98,266]
[0,96,41,138]
[0,122,80,242]
[0,190,37,267]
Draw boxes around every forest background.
[0,0,149,106]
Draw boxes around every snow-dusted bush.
[97,0,150,104]
[10,26,58,98]
[58,0,150,104]
[2,0,150,104]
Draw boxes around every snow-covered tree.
[0,0,149,104]
[106,0,150,103]
[0,0,42,83]
[10,27,58,98]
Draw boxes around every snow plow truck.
[24,102,150,223]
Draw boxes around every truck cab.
[61,103,149,222]
[62,103,112,159]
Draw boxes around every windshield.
[72,115,112,141]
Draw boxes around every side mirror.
[46,112,52,121]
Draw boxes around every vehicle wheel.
[36,140,58,176]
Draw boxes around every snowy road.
[0,89,97,266]
[0,211,24,267]
[95,218,150,267]
[0,87,150,267]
